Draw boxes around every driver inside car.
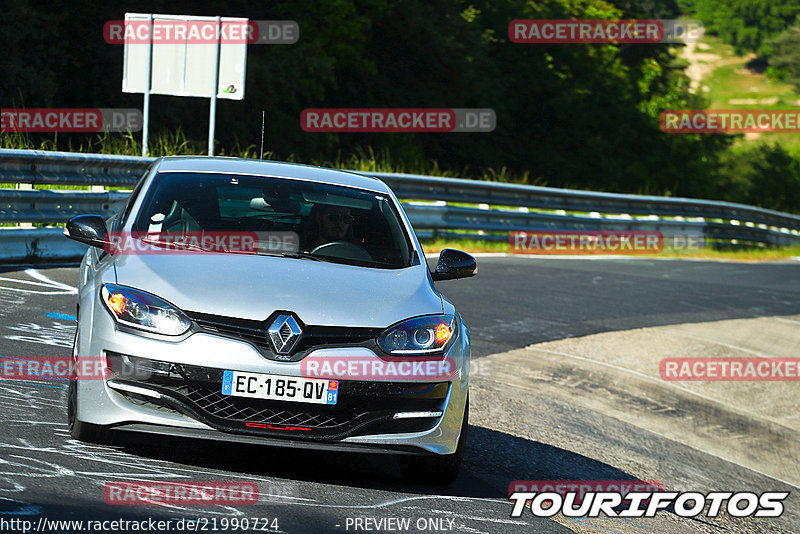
[305,204,355,250]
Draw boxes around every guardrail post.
[16,182,33,228]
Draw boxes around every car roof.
[155,156,392,194]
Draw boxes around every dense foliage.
[688,0,800,93]
[1,1,798,212]
[687,0,800,56]
[766,18,800,90]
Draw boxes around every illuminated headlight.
[377,315,456,355]
[101,284,191,336]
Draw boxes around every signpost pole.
[123,13,246,156]
[142,14,153,157]
[208,16,222,156]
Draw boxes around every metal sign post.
[122,13,248,158]
[142,14,153,157]
[209,17,221,156]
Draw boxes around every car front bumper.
[75,302,470,455]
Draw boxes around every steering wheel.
[310,241,373,261]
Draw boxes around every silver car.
[65,157,476,485]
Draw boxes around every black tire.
[67,378,107,444]
[67,310,111,444]
[67,380,108,444]
[398,393,469,486]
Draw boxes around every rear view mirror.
[431,249,477,281]
[64,215,109,249]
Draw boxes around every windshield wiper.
[250,250,342,263]
[276,251,335,262]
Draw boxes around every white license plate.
[221,370,338,405]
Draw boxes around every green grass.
[698,36,800,151]
[0,131,541,187]
[695,37,730,58]
[421,238,800,262]
[706,65,800,109]
[658,244,800,261]
[421,238,510,255]
[706,63,797,109]
[2,129,236,157]
[700,37,796,108]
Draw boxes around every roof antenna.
[259,110,265,160]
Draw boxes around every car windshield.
[131,172,413,268]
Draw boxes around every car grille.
[157,382,354,428]
[185,311,383,361]
[106,353,448,440]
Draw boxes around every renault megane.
[65,157,476,485]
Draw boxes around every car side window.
[115,176,147,232]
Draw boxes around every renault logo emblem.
[267,315,303,354]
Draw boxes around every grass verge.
[697,36,800,152]
[420,238,800,262]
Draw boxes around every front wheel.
[67,379,107,444]
[398,393,468,486]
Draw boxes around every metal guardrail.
[1,148,799,263]
[372,172,800,232]
[0,228,88,263]
[0,149,153,187]
[0,189,129,223]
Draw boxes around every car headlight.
[101,284,191,336]
[377,315,456,355]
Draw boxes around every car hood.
[110,253,443,327]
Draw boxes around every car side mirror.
[64,215,109,249]
[431,249,477,281]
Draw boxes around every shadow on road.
[103,424,646,502]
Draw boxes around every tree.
[0,0,733,204]
[692,0,800,56]
[716,143,800,213]
[766,19,800,90]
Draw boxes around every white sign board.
[122,13,247,100]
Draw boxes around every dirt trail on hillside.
[681,27,756,94]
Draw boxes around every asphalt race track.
[0,256,798,533]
